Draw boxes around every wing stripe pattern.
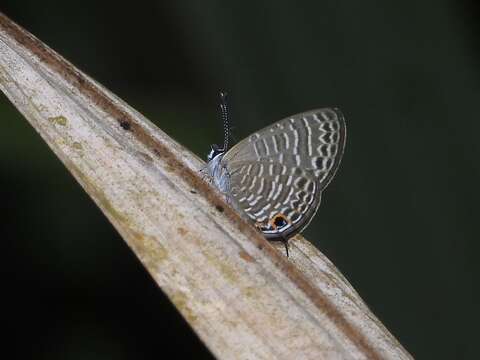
[224,108,345,239]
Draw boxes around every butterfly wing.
[222,108,346,239]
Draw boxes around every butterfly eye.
[207,148,215,161]
[207,144,224,162]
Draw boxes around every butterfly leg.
[224,171,232,205]
[199,167,213,184]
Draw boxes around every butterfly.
[205,93,346,253]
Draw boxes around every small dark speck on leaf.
[215,205,224,212]
[119,120,131,130]
[190,190,197,194]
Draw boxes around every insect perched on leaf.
[205,92,346,255]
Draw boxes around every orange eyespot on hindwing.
[255,213,290,233]
[270,213,290,230]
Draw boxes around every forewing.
[223,108,346,238]
[224,108,346,191]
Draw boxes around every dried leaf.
[0,13,411,360]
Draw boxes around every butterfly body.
[206,152,230,194]
[207,107,346,240]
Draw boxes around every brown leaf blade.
[0,13,412,360]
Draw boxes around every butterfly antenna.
[229,125,238,143]
[219,91,230,151]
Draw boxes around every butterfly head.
[207,143,225,162]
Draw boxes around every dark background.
[1,1,478,358]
